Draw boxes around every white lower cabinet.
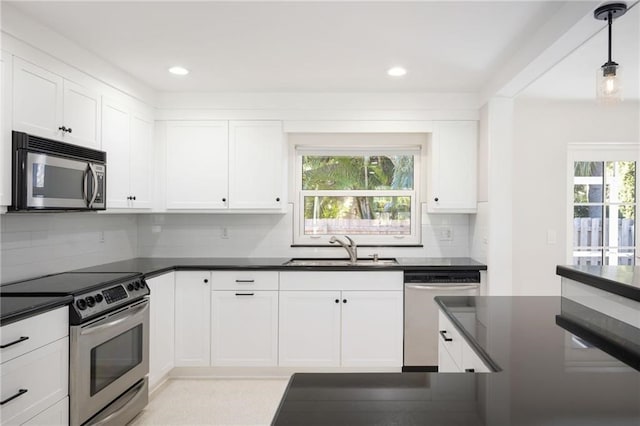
[211,290,278,366]
[174,271,211,367]
[278,291,342,367]
[148,272,176,389]
[0,306,69,426]
[278,271,403,368]
[438,309,491,373]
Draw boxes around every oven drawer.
[211,271,279,291]
[0,337,69,425]
[0,307,68,364]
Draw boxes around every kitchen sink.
[284,258,398,267]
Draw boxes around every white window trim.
[566,142,640,264]
[293,145,422,246]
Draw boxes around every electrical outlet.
[99,231,105,243]
[221,227,229,239]
[439,227,453,241]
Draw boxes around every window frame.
[293,145,422,246]
[566,143,639,266]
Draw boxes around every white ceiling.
[7,1,573,94]
[521,1,639,100]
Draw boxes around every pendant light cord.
[607,11,613,64]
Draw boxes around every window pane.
[302,155,414,190]
[605,248,635,266]
[304,196,411,235]
[572,249,603,266]
[573,207,603,247]
[605,161,636,203]
[574,161,604,203]
[605,205,635,247]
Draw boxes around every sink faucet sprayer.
[329,235,358,264]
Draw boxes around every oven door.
[70,298,149,426]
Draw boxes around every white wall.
[512,98,640,295]
[0,214,138,283]
[136,206,471,259]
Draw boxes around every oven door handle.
[81,301,148,336]
[90,379,147,426]
[87,163,98,208]
[405,284,479,291]
[82,166,90,206]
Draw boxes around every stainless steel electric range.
[1,272,150,426]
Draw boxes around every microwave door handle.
[82,166,90,206]
[88,163,98,207]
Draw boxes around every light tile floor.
[130,378,290,426]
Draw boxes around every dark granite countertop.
[70,257,487,278]
[1,295,73,326]
[557,265,640,302]
[273,296,640,425]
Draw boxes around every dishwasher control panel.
[404,270,480,283]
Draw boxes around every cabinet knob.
[342,299,347,304]
[276,197,280,202]
[58,126,67,132]
[222,198,227,202]
[132,196,136,201]
[434,197,439,202]
[67,127,73,134]
[465,368,475,373]
[335,299,339,304]
[204,279,209,283]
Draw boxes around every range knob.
[127,283,134,291]
[86,296,96,307]
[134,281,141,290]
[95,294,104,303]
[76,299,87,310]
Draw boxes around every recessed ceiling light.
[168,66,189,76]
[387,67,407,77]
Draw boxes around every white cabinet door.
[13,57,63,141]
[428,121,478,213]
[166,121,228,209]
[438,341,461,372]
[148,273,175,390]
[62,79,101,149]
[228,121,285,209]
[341,291,403,367]
[129,112,154,208]
[278,291,341,367]
[0,51,12,209]
[211,291,278,366]
[174,271,211,367]
[101,97,131,209]
[22,396,68,426]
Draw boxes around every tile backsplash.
[1,205,472,283]
[0,213,138,283]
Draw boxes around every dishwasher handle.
[405,284,480,291]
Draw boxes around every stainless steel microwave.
[11,131,107,211]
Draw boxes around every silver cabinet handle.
[405,284,479,291]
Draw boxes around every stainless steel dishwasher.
[403,270,481,371]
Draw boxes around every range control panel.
[71,278,149,324]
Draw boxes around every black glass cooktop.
[0,272,142,295]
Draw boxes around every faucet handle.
[368,253,379,262]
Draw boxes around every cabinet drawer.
[22,396,68,426]
[280,271,402,291]
[211,271,278,291]
[438,311,463,368]
[0,337,69,425]
[1,307,68,364]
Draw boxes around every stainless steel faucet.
[329,235,358,263]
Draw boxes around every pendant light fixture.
[594,2,627,103]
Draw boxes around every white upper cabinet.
[101,96,153,210]
[13,57,100,149]
[228,121,285,209]
[0,51,12,209]
[166,121,229,209]
[62,79,101,149]
[164,120,285,212]
[428,121,478,213]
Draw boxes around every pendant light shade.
[594,3,628,103]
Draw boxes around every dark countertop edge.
[1,295,73,326]
[556,266,640,302]
[434,297,502,372]
[270,373,296,426]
